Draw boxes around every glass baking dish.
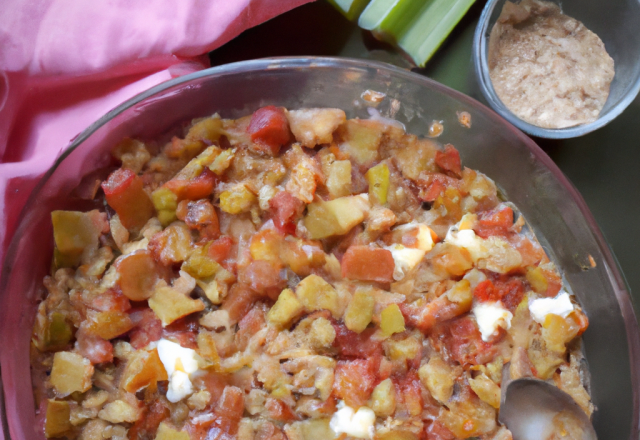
[0,57,638,439]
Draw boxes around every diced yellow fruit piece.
[51,210,102,267]
[286,418,337,440]
[445,279,473,308]
[308,317,337,349]
[368,378,396,417]
[44,400,72,438]
[469,374,501,409]
[267,289,304,329]
[365,162,390,205]
[344,288,375,333]
[393,138,438,180]
[152,187,179,226]
[86,310,134,340]
[304,195,370,239]
[337,119,384,165]
[296,275,341,319]
[386,335,421,362]
[542,313,582,353]
[419,355,454,403]
[209,149,235,175]
[526,266,548,294]
[182,245,221,279]
[155,422,191,440]
[249,229,282,264]
[326,159,352,199]
[286,108,346,148]
[187,117,224,144]
[376,431,419,440]
[197,331,221,370]
[219,185,256,214]
[98,400,140,424]
[149,285,205,326]
[50,352,93,396]
[121,349,168,393]
[152,222,193,265]
[380,304,405,336]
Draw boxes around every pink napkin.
[0,0,313,271]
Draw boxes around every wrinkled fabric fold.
[0,0,313,273]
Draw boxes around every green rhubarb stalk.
[357,0,476,67]
[327,0,373,21]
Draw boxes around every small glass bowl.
[473,0,640,139]
[1,57,638,439]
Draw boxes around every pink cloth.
[0,0,313,270]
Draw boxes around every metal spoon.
[499,378,597,440]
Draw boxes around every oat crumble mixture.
[32,106,593,440]
[488,0,615,129]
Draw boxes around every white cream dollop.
[528,291,574,324]
[157,338,202,402]
[473,302,513,342]
[330,401,376,439]
[384,223,434,280]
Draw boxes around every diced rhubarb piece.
[102,168,154,230]
[333,357,378,407]
[75,326,113,364]
[247,106,292,156]
[265,398,299,422]
[475,206,514,238]
[129,308,163,349]
[128,400,170,440]
[435,144,462,177]
[165,168,218,202]
[238,260,286,300]
[208,236,234,263]
[432,317,497,366]
[89,288,131,312]
[222,283,259,324]
[269,191,304,235]
[333,325,382,359]
[182,199,220,241]
[216,386,245,423]
[341,246,395,283]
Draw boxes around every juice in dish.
[31,106,592,439]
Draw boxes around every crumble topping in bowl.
[488,0,615,129]
[31,106,592,439]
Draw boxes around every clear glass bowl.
[1,57,638,439]
[473,0,640,139]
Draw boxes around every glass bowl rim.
[1,56,638,439]
[472,0,640,139]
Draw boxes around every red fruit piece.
[341,246,395,283]
[435,144,462,177]
[269,190,304,235]
[102,168,154,230]
[247,106,292,156]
